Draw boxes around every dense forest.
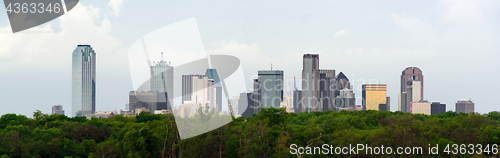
[0,107,499,158]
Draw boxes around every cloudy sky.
[0,0,499,117]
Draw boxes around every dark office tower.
[205,69,223,112]
[302,54,320,112]
[336,72,350,90]
[252,79,262,114]
[401,67,423,100]
[319,70,335,111]
[72,45,96,117]
[456,99,474,113]
[238,92,257,118]
[257,70,284,109]
[181,74,205,103]
[431,102,446,115]
[129,91,155,114]
[293,90,303,113]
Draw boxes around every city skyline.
[1,1,499,116]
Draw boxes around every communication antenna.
[161,52,164,62]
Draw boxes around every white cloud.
[335,30,346,36]
[0,3,126,73]
[108,0,124,16]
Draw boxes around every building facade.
[205,69,223,112]
[411,101,431,115]
[302,54,320,112]
[150,54,173,109]
[52,104,64,115]
[72,45,96,117]
[401,67,423,100]
[257,70,284,109]
[129,91,169,114]
[399,80,422,113]
[319,69,336,111]
[362,84,387,111]
[182,74,205,103]
[456,99,474,113]
[431,102,446,115]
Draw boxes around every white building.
[280,88,293,113]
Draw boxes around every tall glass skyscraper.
[72,45,96,117]
[150,56,173,109]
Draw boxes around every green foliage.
[0,109,498,157]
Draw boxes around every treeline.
[0,108,499,158]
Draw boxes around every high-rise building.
[399,80,422,113]
[293,90,303,114]
[72,45,96,117]
[190,76,216,108]
[335,88,356,111]
[252,79,262,114]
[336,72,350,90]
[302,54,320,112]
[229,96,239,117]
[150,53,173,109]
[411,100,431,115]
[431,102,446,115]
[129,91,169,114]
[205,69,223,112]
[319,69,335,111]
[52,104,64,115]
[238,92,258,117]
[362,84,387,111]
[256,70,284,109]
[401,67,423,100]
[456,99,474,113]
[182,74,205,103]
[280,86,293,113]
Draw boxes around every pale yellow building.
[362,84,387,111]
[411,101,431,115]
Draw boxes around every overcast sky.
[0,0,499,117]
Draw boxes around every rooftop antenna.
[161,52,164,62]
[271,63,273,71]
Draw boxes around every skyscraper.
[302,54,320,112]
[400,80,422,113]
[401,67,423,100]
[335,88,356,111]
[150,53,173,109]
[190,76,216,108]
[72,45,96,117]
[362,84,387,111]
[205,69,223,112]
[257,70,284,109]
[52,104,64,115]
[182,74,205,103]
[456,99,474,113]
[319,69,335,111]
